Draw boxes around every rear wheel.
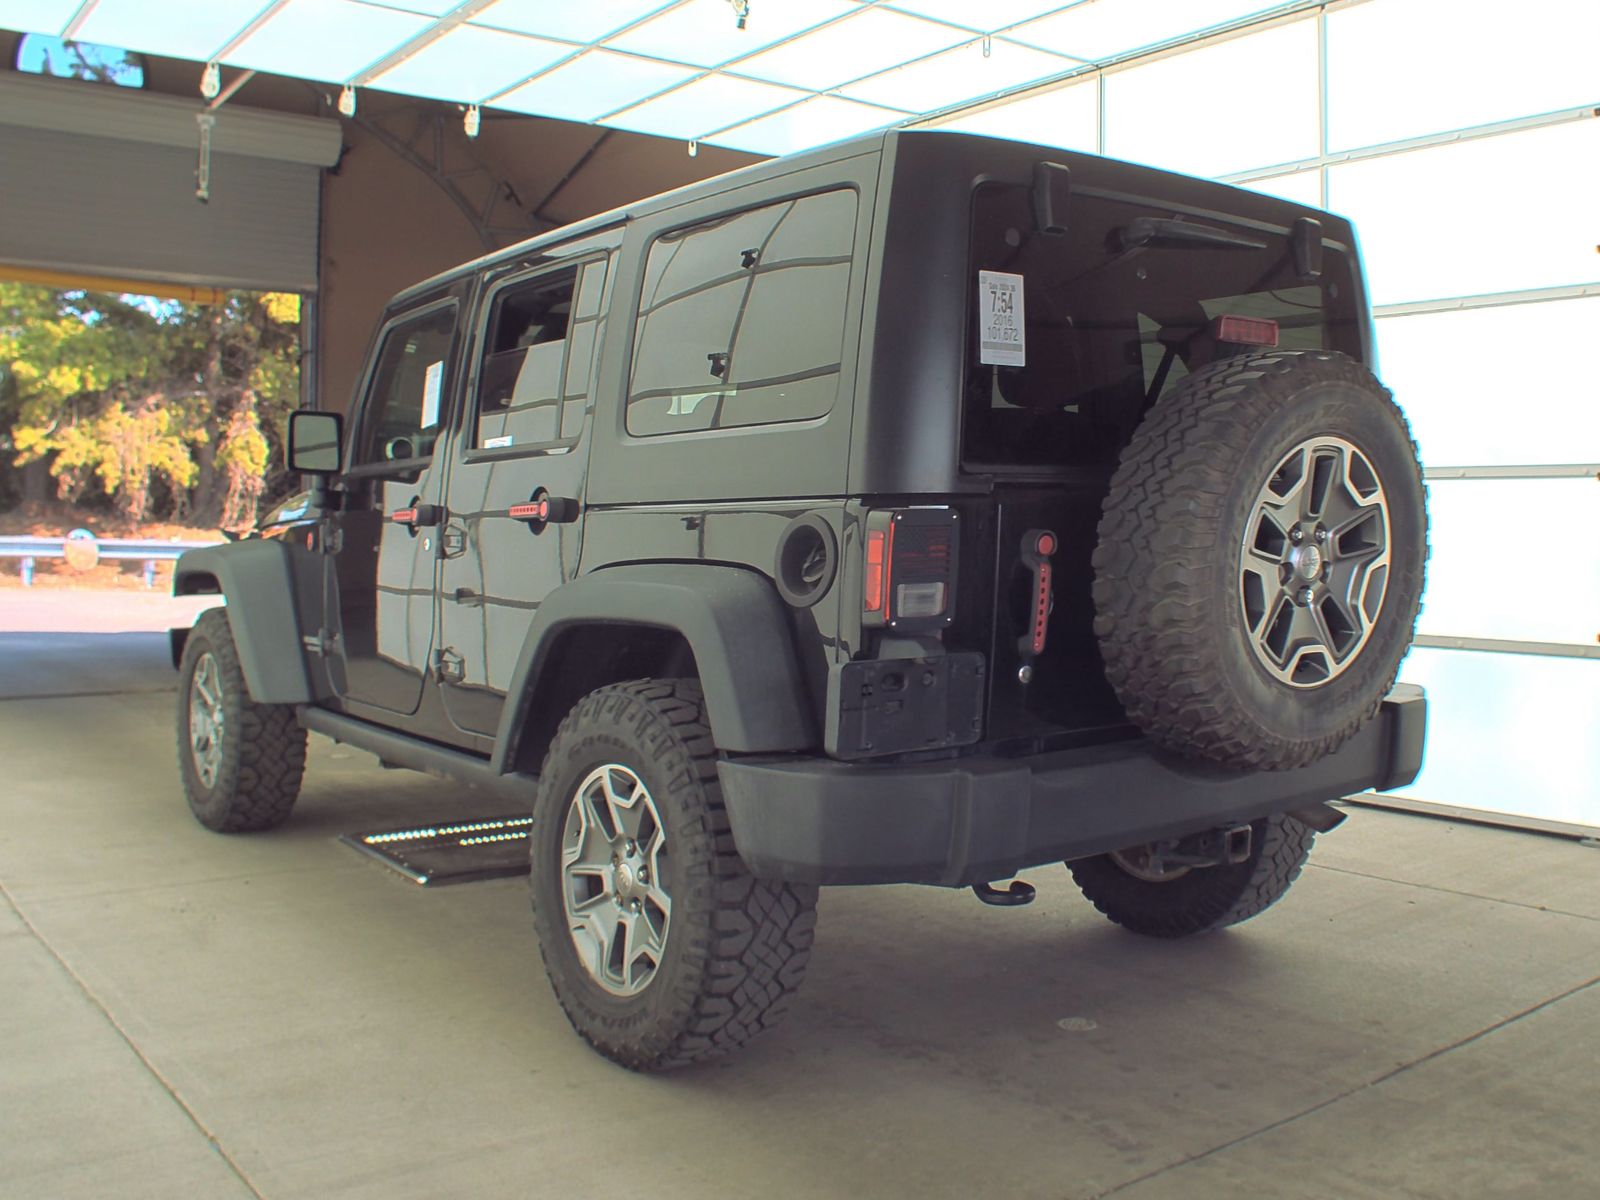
[529,679,817,1071]
[176,607,306,832]
[1068,812,1315,938]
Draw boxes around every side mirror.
[288,409,343,475]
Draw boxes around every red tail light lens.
[862,508,959,629]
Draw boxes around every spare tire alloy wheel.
[1093,350,1426,770]
[1239,436,1391,688]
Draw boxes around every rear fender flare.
[172,541,311,704]
[492,564,816,771]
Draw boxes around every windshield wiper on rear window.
[1111,217,1267,253]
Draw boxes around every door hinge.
[433,647,465,683]
[439,525,467,558]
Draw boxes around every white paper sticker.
[978,270,1026,367]
[483,434,514,449]
[420,360,443,429]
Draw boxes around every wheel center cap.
[614,862,636,895]
[1294,544,1323,580]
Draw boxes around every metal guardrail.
[0,532,219,587]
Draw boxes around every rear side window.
[473,258,607,450]
[627,189,856,437]
[963,183,1360,469]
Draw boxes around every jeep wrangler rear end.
[173,130,1426,1072]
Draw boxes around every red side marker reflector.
[1212,314,1279,347]
[864,529,887,613]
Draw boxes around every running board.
[298,707,530,802]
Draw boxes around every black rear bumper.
[718,684,1425,887]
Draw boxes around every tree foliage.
[0,283,301,528]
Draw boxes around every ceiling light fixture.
[200,62,221,99]
[687,139,699,157]
[338,85,357,118]
[464,105,481,139]
[727,0,750,31]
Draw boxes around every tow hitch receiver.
[972,879,1037,907]
[1141,824,1254,873]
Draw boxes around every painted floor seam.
[0,875,268,1200]
[1081,972,1600,1200]
[1307,860,1600,923]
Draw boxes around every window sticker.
[483,434,514,449]
[978,270,1025,367]
[421,360,443,429]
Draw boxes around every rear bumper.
[718,684,1426,887]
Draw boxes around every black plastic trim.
[172,541,311,704]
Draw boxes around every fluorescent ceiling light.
[883,1,1083,33]
[472,0,672,43]
[223,0,430,82]
[0,0,79,36]
[370,24,571,103]
[606,71,806,139]
[493,50,698,122]
[839,36,1077,112]
[731,7,968,91]
[1009,0,1290,61]
[73,0,267,61]
[709,95,908,156]
[606,0,854,69]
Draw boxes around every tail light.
[862,508,959,631]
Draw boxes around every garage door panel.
[0,123,319,292]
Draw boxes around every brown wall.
[0,33,760,414]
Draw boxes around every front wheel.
[1068,812,1316,938]
[176,607,306,832]
[529,679,817,1071]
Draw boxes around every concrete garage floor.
[2,594,1597,1200]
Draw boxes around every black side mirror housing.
[288,409,344,476]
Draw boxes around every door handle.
[389,503,447,529]
[508,494,580,525]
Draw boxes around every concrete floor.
[2,591,1597,1200]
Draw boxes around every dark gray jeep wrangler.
[172,129,1427,1071]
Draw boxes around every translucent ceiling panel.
[1103,19,1317,177]
[606,73,805,139]
[1329,120,1600,306]
[839,37,1076,113]
[1010,0,1291,61]
[364,0,460,14]
[934,80,1098,154]
[473,0,670,43]
[223,0,429,82]
[607,0,853,69]
[494,51,697,121]
[1388,647,1599,830]
[1417,478,1600,647]
[75,0,268,62]
[1238,170,1322,207]
[731,8,968,91]
[1377,298,1600,467]
[0,0,78,36]
[709,95,907,155]
[884,1,1077,33]
[370,25,570,103]
[1328,0,1600,152]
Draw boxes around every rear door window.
[963,184,1358,469]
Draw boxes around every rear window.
[963,182,1361,469]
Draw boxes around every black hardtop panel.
[849,130,1364,497]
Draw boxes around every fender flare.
[492,564,816,769]
[173,541,312,704]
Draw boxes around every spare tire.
[1092,350,1426,770]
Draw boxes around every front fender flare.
[173,541,311,704]
[492,564,816,769]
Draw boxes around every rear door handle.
[390,503,447,529]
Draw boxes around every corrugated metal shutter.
[0,75,339,293]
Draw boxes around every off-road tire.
[1069,812,1316,938]
[176,607,306,832]
[529,679,818,1072]
[1093,350,1426,770]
